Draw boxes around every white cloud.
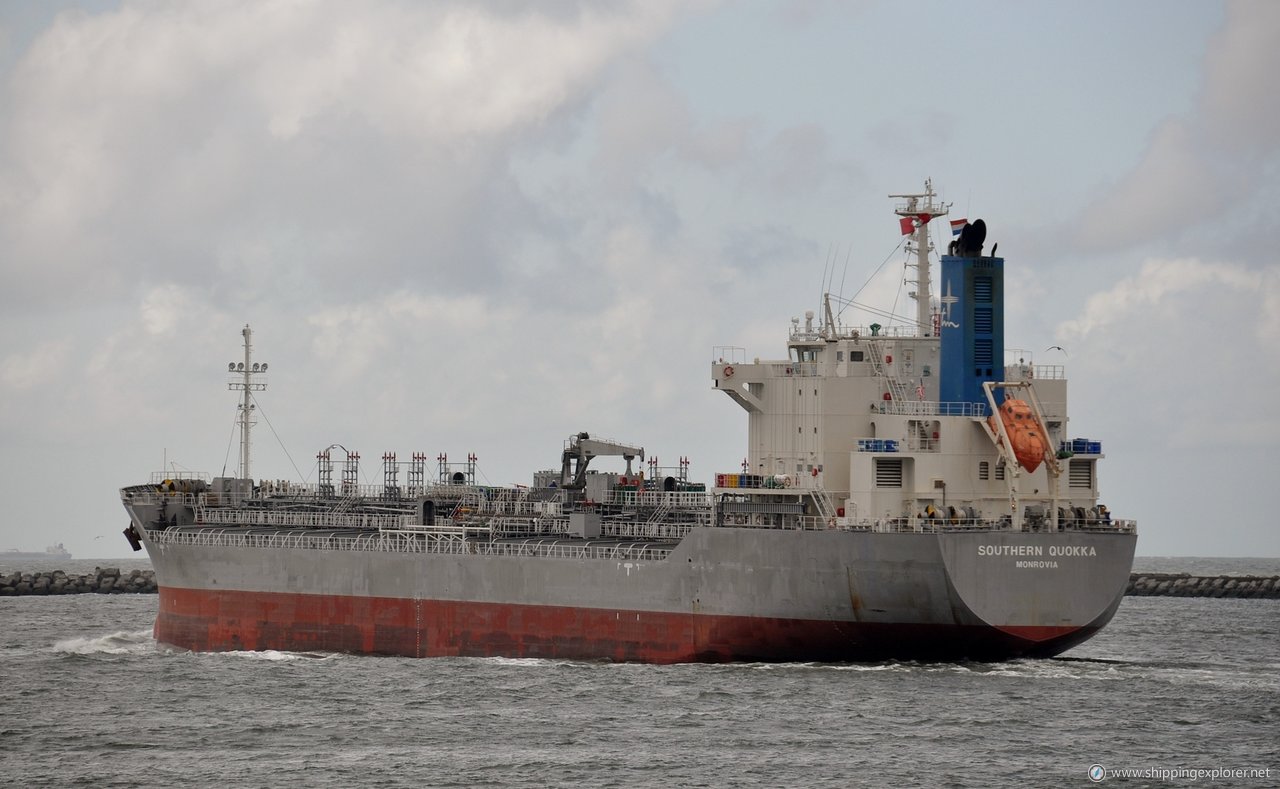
[0,339,71,390]
[0,0,689,310]
[1200,0,1280,153]
[140,283,195,335]
[1073,0,1280,250]
[1074,121,1232,250]
[0,0,1271,560]
[1058,256,1280,449]
[1058,258,1267,343]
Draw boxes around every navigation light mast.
[890,179,951,336]
[228,325,268,480]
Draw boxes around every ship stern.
[938,529,1137,658]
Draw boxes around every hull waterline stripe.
[156,586,1092,663]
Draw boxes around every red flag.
[900,214,933,236]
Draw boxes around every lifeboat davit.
[988,398,1047,474]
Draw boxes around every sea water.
[1,558,1276,787]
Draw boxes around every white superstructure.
[711,183,1108,533]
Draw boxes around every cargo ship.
[120,181,1137,662]
[2,543,72,562]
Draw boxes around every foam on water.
[206,649,339,662]
[477,656,579,668]
[51,629,154,656]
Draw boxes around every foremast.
[890,179,950,336]
[228,325,268,480]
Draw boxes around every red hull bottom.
[155,587,1096,663]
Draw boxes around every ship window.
[875,459,903,488]
[850,351,864,362]
[979,461,989,480]
[837,351,844,361]
[1069,460,1093,488]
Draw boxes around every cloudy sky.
[1,0,1276,559]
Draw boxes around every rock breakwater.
[0,567,157,596]
[1126,573,1279,599]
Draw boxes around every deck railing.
[144,527,673,562]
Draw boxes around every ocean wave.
[474,656,585,668]
[52,630,155,656]
[206,649,338,662]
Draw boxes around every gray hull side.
[137,518,1136,631]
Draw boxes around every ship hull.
[154,586,1108,662]
[2,551,72,562]
[133,516,1136,663]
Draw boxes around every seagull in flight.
[1045,345,1067,355]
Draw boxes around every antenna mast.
[228,325,268,480]
[890,179,951,336]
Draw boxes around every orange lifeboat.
[988,398,1047,473]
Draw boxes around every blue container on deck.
[1088,441,1102,454]
[884,440,898,452]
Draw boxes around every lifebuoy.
[724,365,735,378]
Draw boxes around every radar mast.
[890,179,951,336]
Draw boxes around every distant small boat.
[2,543,72,561]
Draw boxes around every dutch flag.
[950,218,968,237]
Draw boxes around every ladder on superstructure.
[809,480,839,524]
[645,497,673,527]
[332,495,360,514]
[865,339,914,405]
